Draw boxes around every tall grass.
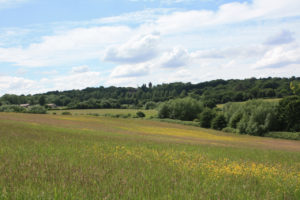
[0,113,299,199]
[48,109,157,118]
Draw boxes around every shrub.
[136,111,145,118]
[27,105,47,114]
[144,101,157,110]
[211,114,227,130]
[158,104,170,118]
[224,100,278,136]
[62,111,72,115]
[277,96,300,131]
[0,105,26,113]
[229,112,243,128]
[120,113,131,118]
[199,108,215,128]
[120,104,129,109]
[158,97,203,121]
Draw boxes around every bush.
[277,96,300,131]
[158,104,170,118]
[199,108,215,128]
[120,104,129,109]
[211,114,227,130]
[27,105,47,114]
[144,101,157,110]
[224,100,278,136]
[136,111,145,118]
[158,97,203,121]
[0,105,26,113]
[229,112,243,128]
[62,111,72,115]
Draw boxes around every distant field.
[217,98,282,108]
[48,109,158,118]
[0,113,299,199]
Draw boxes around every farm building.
[20,104,30,108]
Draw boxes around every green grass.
[0,113,299,199]
[266,132,300,140]
[48,108,158,118]
[217,98,282,108]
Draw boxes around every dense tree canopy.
[277,96,300,132]
[0,77,298,109]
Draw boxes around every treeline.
[158,96,300,136]
[0,105,47,114]
[0,77,298,109]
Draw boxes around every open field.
[217,98,282,108]
[48,109,158,118]
[0,112,300,199]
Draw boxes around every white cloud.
[50,71,102,91]
[265,30,295,45]
[105,77,138,87]
[154,0,300,34]
[191,45,268,59]
[71,65,90,73]
[110,63,149,78]
[16,68,28,75]
[1,0,300,95]
[0,26,133,67]
[158,47,190,68]
[253,44,300,69]
[0,71,102,96]
[0,0,299,69]
[96,8,171,25]
[103,33,160,64]
[0,75,39,95]
[0,0,29,9]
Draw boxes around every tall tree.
[39,96,46,106]
[290,81,300,95]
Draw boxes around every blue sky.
[0,0,300,95]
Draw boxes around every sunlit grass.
[48,108,158,118]
[217,98,282,108]
[0,113,299,199]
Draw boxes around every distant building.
[20,104,30,108]
[46,104,57,109]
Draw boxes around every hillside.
[0,77,298,109]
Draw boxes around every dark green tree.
[277,96,300,131]
[39,96,46,106]
[211,114,227,130]
[199,108,215,128]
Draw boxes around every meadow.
[216,98,282,109]
[0,112,299,199]
[48,109,158,118]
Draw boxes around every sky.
[0,0,300,95]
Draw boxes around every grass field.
[48,109,158,118]
[0,112,299,199]
[217,98,282,108]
